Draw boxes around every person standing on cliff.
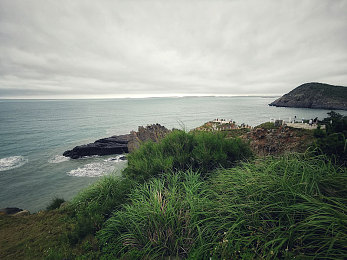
[309,119,313,126]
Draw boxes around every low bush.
[255,122,277,130]
[46,197,65,211]
[123,130,252,181]
[314,111,347,164]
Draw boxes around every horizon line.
[0,93,282,100]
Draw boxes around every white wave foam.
[81,155,100,159]
[68,162,115,177]
[48,155,70,163]
[0,156,28,172]
[103,155,127,163]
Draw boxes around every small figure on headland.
[309,119,313,126]
[313,117,318,124]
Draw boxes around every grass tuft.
[67,175,135,243]
[97,171,209,259]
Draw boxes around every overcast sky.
[0,0,346,98]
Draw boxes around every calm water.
[0,97,345,212]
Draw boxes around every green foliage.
[67,175,135,243]
[123,130,252,181]
[66,131,251,244]
[97,171,208,259]
[255,122,277,130]
[224,127,250,138]
[323,111,347,136]
[46,197,65,211]
[314,111,347,164]
[97,154,347,259]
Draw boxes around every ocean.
[1,97,345,212]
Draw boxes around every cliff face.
[242,126,314,156]
[269,82,347,110]
[63,124,171,159]
[128,124,171,152]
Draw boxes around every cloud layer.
[1,0,347,98]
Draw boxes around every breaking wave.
[68,162,116,177]
[48,155,70,163]
[0,156,28,172]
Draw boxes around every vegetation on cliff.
[270,82,347,110]
[98,154,347,259]
[1,118,347,259]
[314,111,347,164]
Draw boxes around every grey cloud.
[0,0,347,98]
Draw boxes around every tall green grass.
[98,153,347,259]
[97,171,209,259]
[123,130,252,181]
[67,175,135,243]
[66,130,251,244]
[197,153,347,259]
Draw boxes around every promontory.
[269,82,347,110]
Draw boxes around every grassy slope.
[98,154,347,259]
[1,130,346,259]
[0,211,73,259]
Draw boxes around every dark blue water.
[0,97,345,212]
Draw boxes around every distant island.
[269,82,347,110]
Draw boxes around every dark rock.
[118,156,127,161]
[13,210,30,216]
[269,82,347,110]
[63,124,171,159]
[63,134,131,159]
[0,207,23,215]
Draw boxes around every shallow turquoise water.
[0,97,345,212]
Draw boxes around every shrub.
[255,122,277,130]
[46,197,65,211]
[314,111,347,164]
[123,130,252,181]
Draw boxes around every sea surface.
[1,97,346,212]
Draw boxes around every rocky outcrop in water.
[63,135,130,159]
[269,82,347,110]
[0,207,30,216]
[63,124,171,159]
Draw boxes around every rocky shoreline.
[63,124,171,159]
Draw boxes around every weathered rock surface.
[63,124,171,159]
[0,207,30,216]
[63,134,130,159]
[242,126,314,156]
[269,82,347,110]
[13,210,30,216]
[128,123,171,152]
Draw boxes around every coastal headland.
[269,82,347,110]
